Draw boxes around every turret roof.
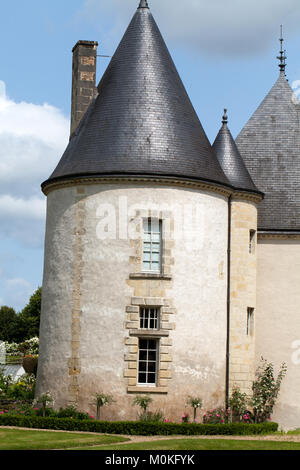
[42,1,231,191]
[213,110,261,194]
[236,72,300,230]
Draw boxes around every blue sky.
[1,0,300,311]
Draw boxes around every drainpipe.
[225,195,232,410]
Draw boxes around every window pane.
[139,339,148,349]
[139,373,147,383]
[148,362,156,372]
[148,374,156,384]
[148,340,157,349]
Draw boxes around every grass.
[0,428,129,450]
[85,438,300,451]
[1,428,300,451]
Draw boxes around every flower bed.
[0,414,278,436]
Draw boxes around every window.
[247,308,254,336]
[143,218,162,273]
[140,307,160,330]
[249,230,256,254]
[138,339,158,385]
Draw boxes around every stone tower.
[36,1,262,420]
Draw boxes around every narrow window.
[247,308,255,336]
[140,307,160,330]
[249,230,256,254]
[138,339,158,385]
[143,218,162,273]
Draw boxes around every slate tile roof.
[42,2,231,191]
[213,111,261,194]
[236,72,300,230]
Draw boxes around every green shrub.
[0,414,278,436]
[139,410,165,423]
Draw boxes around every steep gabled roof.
[236,72,300,230]
[42,1,230,191]
[213,110,261,194]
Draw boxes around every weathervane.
[277,25,287,73]
[222,108,228,125]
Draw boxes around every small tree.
[36,392,53,417]
[250,357,287,423]
[93,393,114,420]
[186,396,202,422]
[228,386,249,422]
[133,395,153,419]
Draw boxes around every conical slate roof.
[236,71,300,230]
[42,1,230,190]
[213,110,261,194]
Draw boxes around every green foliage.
[139,410,165,423]
[16,288,42,342]
[250,358,287,423]
[229,386,249,422]
[0,414,278,436]
[0,307,17,342]
[133,395,153,418]
[203,408,230,424]
[0,288,41,343]
[93,392,114,420]
[35,392,53,417]
[55,405,90,421]
[186,396,202,422]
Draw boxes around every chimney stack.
[70,40,98,138]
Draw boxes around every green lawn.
[0,429,129,450]
[83,438,300,451]
[1,428,300,451]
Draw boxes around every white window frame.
[137,338,159,386]
[139,307,160,330]
[142,218,162,273]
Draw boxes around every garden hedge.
[0,415,278,436]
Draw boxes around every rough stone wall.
[256,237,300,430]
[229,199,258,396]
[37,183,228,421]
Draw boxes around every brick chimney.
[70,40,98,138]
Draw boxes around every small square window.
[140,307,160,329]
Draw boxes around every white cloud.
[0,80,69,246]
[76,0,300,57]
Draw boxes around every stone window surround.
[124,297,175,394]
[129,210,174,280]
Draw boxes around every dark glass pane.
[138,373,146,384]
[139,351,147,361]
[148,362,156,372]
[139,340,147,349]
[148,373,156,384]
[148,351,156,361]
[139,361,147,372]
[148,340,157,350]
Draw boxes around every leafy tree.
[93,392,115,420]
[17,287,42,340]
[186,396,203,422]
[133,395,153,419]
[250,357,287,423]
[0,306,17,342]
